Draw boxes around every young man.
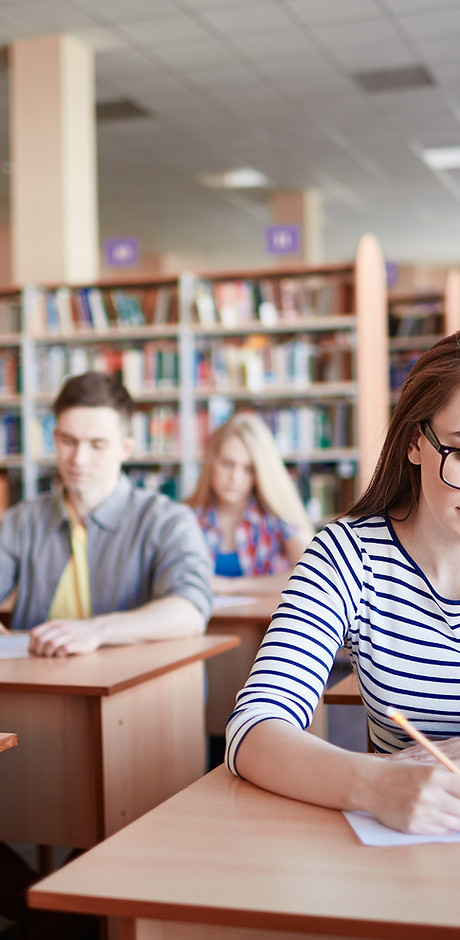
[0,371,212,657]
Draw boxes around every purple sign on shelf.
[265,224,301,255]
[105,237,139,267]
[385,260,399,288]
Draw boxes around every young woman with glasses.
[226,331,460,834]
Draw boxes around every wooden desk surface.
[30,763,460,940]
[0,731,16,752]
[209,594,279,624]
[324,671,362,705]
[0,633,240,696]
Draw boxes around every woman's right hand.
[368,758,460,834]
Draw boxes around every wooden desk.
[206,595,279,736]
[207,596,326,739]
[29,763,460,940]
[0,635,238,849]
[0,731,16,752]
[324,671,362,705]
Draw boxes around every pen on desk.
[386,706,460,776]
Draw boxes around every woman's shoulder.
[315,513,392,548]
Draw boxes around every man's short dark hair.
[53,372,134,429]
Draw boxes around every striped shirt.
[226,515,460,774]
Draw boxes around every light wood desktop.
[0,635,238,850]
[0,731,17,752]
[324,671,362,706]
[29,762,460,940]
[206,594,278,737]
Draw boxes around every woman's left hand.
[385,736,460,767]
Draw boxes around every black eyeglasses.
[421,421,460,490]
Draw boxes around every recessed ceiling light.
[421,146,460,170]
[198,167,269,189]
[96,99,153,122]
[352,65,433,94]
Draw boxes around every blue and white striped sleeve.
[225,520,363,775]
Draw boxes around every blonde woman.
[186,412,314,595]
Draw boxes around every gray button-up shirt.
[0,474,212,632]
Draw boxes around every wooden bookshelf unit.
[0,234,390,521]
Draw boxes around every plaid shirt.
[195,498,301,576]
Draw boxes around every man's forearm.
[94,595,206,645]
[29,595,207,657]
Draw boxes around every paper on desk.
[212,595,259,609]
[0,633,30,658]
[344,810,460,846]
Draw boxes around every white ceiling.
[0,0,460,270]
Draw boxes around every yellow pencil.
[386,706,460,776]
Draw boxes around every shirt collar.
[53,473,132,533]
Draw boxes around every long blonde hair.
[186,411,311,528]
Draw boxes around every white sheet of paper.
[344,810,460,846]
[0,633,30,659]
[212,595,259,609]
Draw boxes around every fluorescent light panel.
[198,167,269,189]
[421,146,460,170]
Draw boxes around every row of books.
[388,303,443,339]
[0,413,21,455]
[0,351,20,397]
[30,406,180,460]
[389,350,423,391]
[193,336,351,391]
[25,284,178,335]
[195,401,353,455]
[0,298,21,334]
[292,464,357,524]
[31,343,180,396]
[131,407,179,457]
[193,275,352,327]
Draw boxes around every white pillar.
[9,35,99,284]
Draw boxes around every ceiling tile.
[398,8,460,42]
[117,14,214,46]
[311,18,407,53]
[228,29,318,61]
[198,2,296,36]
[150,40,240,70]
[0,0,98,34]
[285,0,385,26]
[75,0,179,21]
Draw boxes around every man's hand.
[0,622,9,635]
[28,618,103,657]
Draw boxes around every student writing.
[226,333,460,834]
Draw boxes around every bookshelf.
[4,234,390,524]
[185,233,389,520]
[21,274,184,500]
[388,268,460,407]
[0,286,24,512]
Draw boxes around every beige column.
[9,35,99,284]
[270,188,324,265]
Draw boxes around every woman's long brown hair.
[348,332,460,519]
